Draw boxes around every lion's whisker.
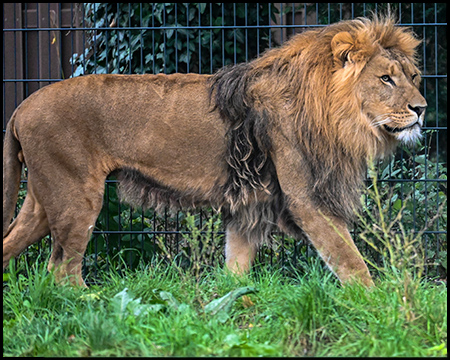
[373,119,391,127]
[371,113,392,128]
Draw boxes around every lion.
[3,16,426,287]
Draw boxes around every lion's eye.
[380,75,396,86]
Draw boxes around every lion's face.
[359,49,427,145]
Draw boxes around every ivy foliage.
[71,3,278,76]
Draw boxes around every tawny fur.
[3,16,426,286]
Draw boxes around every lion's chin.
[393,124,422,145]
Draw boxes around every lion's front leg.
[271,136,373,286]
[289,201,374,286]
[225,225,257,274]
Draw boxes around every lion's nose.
[408,104,427,117]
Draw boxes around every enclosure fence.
[3,3,447,281]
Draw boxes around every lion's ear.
[331,31,372,68]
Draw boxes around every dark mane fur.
[209,60,365,224]
[209,64,305,241]
[209,64,274,209]
[207,59,363,238]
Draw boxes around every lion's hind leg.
[223,202,276,274]
[44,179,106,287]
[3,183,50,270]
[225,225,258,274]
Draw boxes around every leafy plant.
[357,158,447,280]
[71,3,279,76]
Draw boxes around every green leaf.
[23,299,32,309]
[224,333,279,356]
[179,52,191,64]
[204,286,258,321]
[159,291,181,310]
[392,198,403,211]
[427,343,447,356]
[199,3,207,14]
[439,251,447,270]
[111,288,134,316]
[414,155,427,165]
[111,288,166,319]
[166,24,176,39]
[224,333,241,347]
[188,7,197,22]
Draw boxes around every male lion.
[3,16,426,287]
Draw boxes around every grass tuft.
[3,254,446,357]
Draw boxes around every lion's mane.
[210,16,421,225]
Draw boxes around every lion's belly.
[113,127,229,209]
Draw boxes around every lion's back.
[12,72,224,150]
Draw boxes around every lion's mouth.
[383,121,420,134]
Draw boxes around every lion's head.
[211,15,426,222]
[329,17,427,149]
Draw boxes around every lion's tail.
[3,117,23,237]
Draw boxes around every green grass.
[3,256,447,357]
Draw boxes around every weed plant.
[3,255,447,357]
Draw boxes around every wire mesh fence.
[3,3,447,281]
